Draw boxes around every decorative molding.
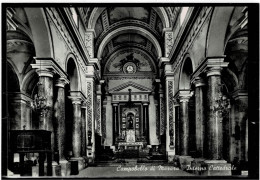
[149,8,157,29]
[7,39,34,53]
[165,7,181,29]
[7,8,18,30]
[160,96,166,135]
[146,41,152,51]
[85,31,94,58]
[101,9,110,31]
[97,26,162,59]
[112,94,149,102]
[165,31,174,57]
[96,97,102,136]
[106,76,153,80]
[107,41,113,53]
[105,48,156,74]
[166,79,175,147]
[86,81,93,132]
[95,19,162,51]
[109,81,152,92]
[31,58,68,79]
[170,7,212,74]
[190,57,228,82]
[46,8,89,75]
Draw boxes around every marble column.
[179,94,192,156]
[69,97,82,158]
[149,93,159,145]
[36,69,55,155]
[54,78,69,161]
[193,77,206,158]
[113,103,119,144]
[143,103,149,139]
[206,67,224,160]
[81,103,87,157]
[105,95,113,146]
[8,93,32,130]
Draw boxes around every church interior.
[2,4,257,178]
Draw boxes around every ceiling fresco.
[107,7,150,24]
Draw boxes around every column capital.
[81,101,87,109]
[112,103,119,106]
[31,57,68,79]
[175,90,193,103]
[68,96,82,105]
[69,91,87,102]
[191,56,229,80]
[192,76,206,87]
[55,77,70,88]
[85,65,100,80]
[35,69,55,78]
[143,102,149,106]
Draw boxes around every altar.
[118,130,145,150]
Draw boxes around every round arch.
[179,55,194,90]
[24,8,54,57]
[206,7,234,57]
[97,26,162,59]
[104,47,157,74]
[7,62,20,93]
[66,54,81,92]
[21,69,39,97]
[87,7,170,29]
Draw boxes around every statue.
[128,116,134,129]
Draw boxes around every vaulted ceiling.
[78,7,181,74]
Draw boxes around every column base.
[60,160,71,176]
[70,157,85,171]
[179,156,194,171]
[202,160,232,176]
[43,161,61,176]
[189,158,206,175]
[173,155,180,167]
[167,150,175,162]
[87,146,94,164]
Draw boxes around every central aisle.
[74,165,196,177]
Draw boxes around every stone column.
[149,93,159,145]
[193,77,206,158]
[179,93,192,156]
[36,69,56,159]
[36,69,55,131]
[68,96,85,171]
[206,67,224,160]
[143,103,149,139]
[54,78,69,161]
[81,103,87,157]
[68,97,82,158]
[54,78,69,176]
[104,95,113,146]
[112,103,119,145]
